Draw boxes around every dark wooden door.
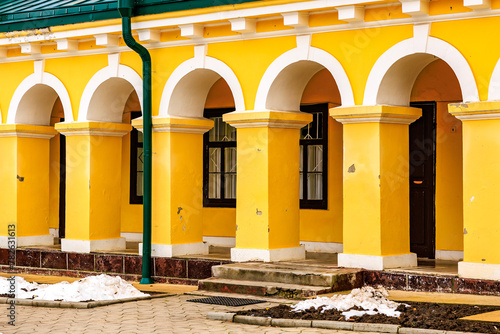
[59,133,66,239]
[409,102,436,259]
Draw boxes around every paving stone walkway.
[0,294,377,334]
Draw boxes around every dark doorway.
[59,131,66,239]
[409,101,436,259]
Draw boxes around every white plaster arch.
[159,52,245,117]
[255,42,355,111]
[78,64,143,122]
[488,58,500,101]
[364,37,479,106]
[7,72,74,125]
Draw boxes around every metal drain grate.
[188,296,266,307]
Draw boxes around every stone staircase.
[198,262,364,299]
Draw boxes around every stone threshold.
[207,312,480,334]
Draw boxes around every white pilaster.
[338,253,417,270]
[0,235,54,248]
[61,238,126,253]
[459,262,500,280]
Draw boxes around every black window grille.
[203,108,237,208]
[300,104,328,209]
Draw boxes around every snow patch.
[291,286,404,320]
[0,274,149,302]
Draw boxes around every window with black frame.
[203,108,237,207]
[300,104,328,209]
[130,111,143,204]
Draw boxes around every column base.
[231,246,305,262]
[459,262,500,280]
[435,250,464,261]
[300,241,343,253]
[61,238,126,253]
[338,253,417,270]
[139,242,209,257]
[0,235,54,248]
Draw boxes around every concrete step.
[198,277,333,299]
[211,262,363,289]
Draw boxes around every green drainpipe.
[118,0,154,285]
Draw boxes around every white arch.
[78,64,143,122]
[7,72,73,125]
[364,37,479,106]
[488,59,500,101]
[254,45,355,111]
[159,55,245,117]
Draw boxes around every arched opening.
[87,78,137,123]
[166,68,226,118]
[74,71,143,250]
[121,90,143,244]
[261,58,344,254]
[408,58,463,260]
[16,84,61,126]
[202,77,237,249]
[11,82,68,243]
[49,97,66,240]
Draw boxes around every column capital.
[0,124,57,139]
[449,101,500,121]
[330,105,421,124]
[223,110,312,129]
[132,116,213,134]
[55,121,131,137]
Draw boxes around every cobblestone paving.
[0,294,378,334]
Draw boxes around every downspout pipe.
[118,0,154,285]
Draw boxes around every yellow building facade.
[0,0,499,280]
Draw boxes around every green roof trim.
[0,0,262,33]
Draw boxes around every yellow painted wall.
[2,0,499,257]
[45,55,108,121]
[410,59,464,252]
[89,135,124,240]
[431,16,500,101]
[207,36,296,110]
[311,24,414,105]
[461,118,500,264]
[342,122,382,255]
[151,128,206,245]
[234,126,302,249]
[17,136,53,237]
[64,135,91,240]
[0,137,17,236]
[150,46,194,116]
[0,61,33,124]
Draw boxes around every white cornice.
[1,3,500,63]
[0,132,56,139]
[333,115,420,124]
[57,129,130,137]
[451,112,500,121]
